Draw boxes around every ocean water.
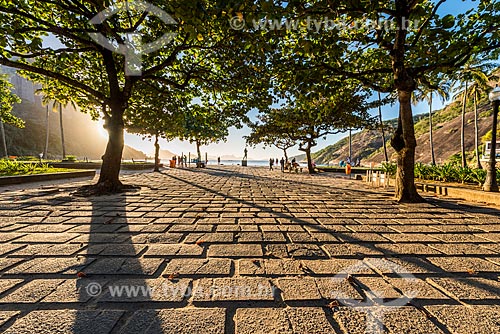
[160,159,271,167]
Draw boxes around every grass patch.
[0,160,78,177]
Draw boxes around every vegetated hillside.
[3,99,146,160]
[1,67,146,160]
[304,95,493,165]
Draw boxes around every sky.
[53,0,480,160]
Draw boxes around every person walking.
[280,157,285,172]
[269,158,274,170]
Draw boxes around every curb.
[415,182,500,206]
[0,170,96,186]
[363,175,500,206]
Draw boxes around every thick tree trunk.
[390,1,424,203]
[154,134,160,172]
[196,139,202,168]
[59,103,66,159]
[348,129,352,162]
[305,146,315,174]
[44,105,49,159]
[378,92,389,162]
[97,106,125,192]
[0,120,7,158]
[391,90,424,203]
[461,83,468,168]
[474,91,482,169]
[283,149,288,162]
[429,93,436,165]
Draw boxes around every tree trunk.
[390,0,424,203]
[461,82,468,168]
[59,103,66,159]
[283,148,288,162]
[378,92,389,162]
[304,145,315,174]
[429,93,436,165]
[474,91,482,169]
[391,90,424,203]
[44,105,49,159]
[348,129,352,162]
[0,120,7,158]
[97,104,125,192]
[154,133,160,172]
[196,138,202,168]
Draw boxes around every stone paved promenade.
[0,166,499,333]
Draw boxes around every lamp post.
[483,85,500,192]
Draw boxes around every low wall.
[0,170,96,186]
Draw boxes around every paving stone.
[276,278,321,301]
[120,308,225,334]
[42,278,108,302]
[208,244,263,257]
[381,233,439,243]
[323,243,384,257]
[286,307,337,334]
[2,310,123,334]
[375,243,442,255]
[383,307,445,334]
[355,277,402,299]
[0,311,20,327]
[4,165,500,334]
[265,244,289,258]
[130,233,184,244]
[97,278,191,302]
[98,244,146,256]
[12,243,83,256]
[427,257,500,273]
[144,244,204,257]
[425,305,500,334]
[315,277,363,300]
[235,308,292,334]
[286,244,328,259]
[0,279,65,303]
[163,258,232,276]
[5,257,90,274]
[193,277,274,301]
[335,306,444,334]
[0,279,24,295]
[429,243,497,255]
[301,259,374,275]
[386,278,449,300]
[366,257,444,274]
[428,277,500,300]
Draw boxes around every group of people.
[172,155,187,168]
[269,157,300,172]
[339,157,361,167]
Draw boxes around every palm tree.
[466,70,498,169]
[39,94,75,160]
[453,59,496,168]
[0,119,7,158]
[54,100,66,159]
[413,79,450,165]
[43,104,49,159]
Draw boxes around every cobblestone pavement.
[0,166,499,333]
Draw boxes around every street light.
[483,85,500,192]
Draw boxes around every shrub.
[381,162,397,176]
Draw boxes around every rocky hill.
[302,95,494,165]
[1,69,146,160]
